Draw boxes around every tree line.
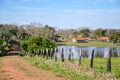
[0,23,56,56]
[79,28,120,43]
[0,23,120,56]
[57,27,120,43]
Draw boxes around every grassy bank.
[23,56,120,80]
[57,41,120,48]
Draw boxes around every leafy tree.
[108,31,120,43]
[0,23,57,57]
[20,36,57,57]
[44,25,55,39]
[94,28,105,39]
[79,28,91,37]
[20,41,28,52]
[0,41,10,56]
[17,26,30,40]
[0,24,17,41]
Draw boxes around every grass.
[57,41,120,48]
[24,56,87,80]
[23,56,120,80]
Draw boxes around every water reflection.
[57,46,120,58]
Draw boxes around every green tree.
[0,41,10,56]
[20,41,28,53]
[17,26,30,40]
[79,28,91,37]
[94,28,105,39]
[108,31,120,43]
[20,36,57,57]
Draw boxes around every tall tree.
[44,25,55,40]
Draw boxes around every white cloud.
[63,8,120,16]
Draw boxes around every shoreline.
[57,41,120,48]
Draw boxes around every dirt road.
[0,56,66,80]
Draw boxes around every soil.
[0,56,67,80]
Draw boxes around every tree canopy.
[94,28,105,39]
[79,28,91,37]
[0,23,57,56]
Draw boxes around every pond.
[57,45,120,58]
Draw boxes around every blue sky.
[0,0,120,29]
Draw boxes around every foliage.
[108,31,120,43]
[20,40,29,52]
[20,36,57,57]
[94,28,105,39]
[44,25,55,39]
[0,24,30,55]
[0,23,56,56]
[0,24,30,42]
[0,41,10,56]
[17,26,30,40]
[79,28,91,37]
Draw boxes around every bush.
[20,36,57,57]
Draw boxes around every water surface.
[56,45,120,58]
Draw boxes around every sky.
[0,0,120,29]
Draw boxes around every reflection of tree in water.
[82,50,88,58]
[111,51,118,57]
[111,48,119,57]
[95,51,104,58]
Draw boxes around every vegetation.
[57,41,120,48]
[0,41,10,56]
[0,24,120,51]
[94,28,105,39]
[79,27,91,37]
[0,23,120,80]
[24,56,120,80]
[0,23,56,56]
[20,36,57,57]
[108,30,120,43]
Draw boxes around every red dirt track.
[0,56,66,80]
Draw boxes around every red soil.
[0,56,67,80]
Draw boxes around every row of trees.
[0,23,120,43]
[0,23,120,56]
[0,23,56,56]
[57,27,120,43]
[0,23,55,41]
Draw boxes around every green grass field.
[57,41,120,48]
[24,56,120,80]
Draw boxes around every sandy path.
[0,56,66,80]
